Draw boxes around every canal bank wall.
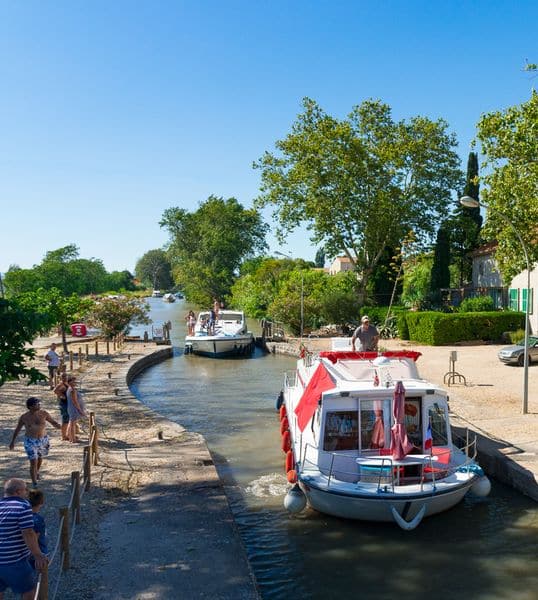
[263,336,538,502]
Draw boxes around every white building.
[328,255,354,275]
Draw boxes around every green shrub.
[399,310,525,345]
[459,296,495,312]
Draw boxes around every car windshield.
[516,336,538,346]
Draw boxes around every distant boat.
[162,293,176,303]
[184,310,254,357]
[152,290,163,298]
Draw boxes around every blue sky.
[1,0,536,274]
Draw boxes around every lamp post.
[274,251,304,339]
[460,195,530,414]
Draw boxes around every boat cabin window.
[323,410,359,451]
[404,397,422,448]
[428,403,448,445]
[360,399,390,450]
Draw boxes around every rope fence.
[32,411,100,600]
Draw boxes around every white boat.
[184,310,254,357]
[162,293,176,303]
[278,346,491,530]
[152,290,163,298]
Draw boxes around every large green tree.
[135,249,174,290]
[0,299,49,386]
[18,288,94,353]
[430,224,451,302]
[160,196,268,306]
[254,98,463,303]
[474,92,538,282]
[4,244,115,296]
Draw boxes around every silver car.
[498,336,538,366]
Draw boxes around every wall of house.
[510,269,538,335]
[472,254,503,287]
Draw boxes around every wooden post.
[69,351,73,371]
[38,563,49,599]
[85,344,89,361]
[106,341,110,355]
[71,471,81,525]
[89,412,98,465]
[95,341,98,356]
[78,347,83,366]
[113,338,116,351]
[83,446,91,490]
[59,507,70,570]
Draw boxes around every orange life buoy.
[287,469,298,483]
[279,405,287,420]
[285,450,294,473]
[281,430,291,453]
[280,417,289,435]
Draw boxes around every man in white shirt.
[44,343,60,389]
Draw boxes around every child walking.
[28,489,48,563]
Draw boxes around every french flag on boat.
[424,420,433,450]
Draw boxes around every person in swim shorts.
[8,398,61,486]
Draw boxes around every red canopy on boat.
[294,363,335,432]
[318,350,422,364]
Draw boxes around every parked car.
[498,336,538,366]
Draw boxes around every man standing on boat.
[351,316,379,352]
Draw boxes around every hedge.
[399,311,525,345]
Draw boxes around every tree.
[3,245,112,296]
[160,196,268,306]
[430,224,451,303]
[314,247,326,268]
[474,92,538,282]
[254,98,463,304]
[447,151,482,286]
[18,288,94,353]
[106,270,136,291]
[135,250,174,291]
[0,299,49,386]
[88,297,150,339]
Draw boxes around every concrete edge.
[112,345,262,598]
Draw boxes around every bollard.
[113,339,117,351]
[69,351,73,371]
[157,430,163,440]
[127,354,131,360]
[114,388,119,395]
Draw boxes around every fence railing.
[33,411,99,600]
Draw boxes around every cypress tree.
[448,151,483,286]
[430,224,451,303]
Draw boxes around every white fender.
[391,504,426,531]
[284,484,307,514]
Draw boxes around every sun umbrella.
[391,381,413,460]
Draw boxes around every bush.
[400,310,525,345]
[459,296,495,312]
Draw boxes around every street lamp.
[460,195,530,414]
[274,251,304,339]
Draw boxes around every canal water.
[130,298,538,600]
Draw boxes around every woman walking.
[66,376,86,443]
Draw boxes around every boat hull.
[299,477,473,522]
[185,334,254,357]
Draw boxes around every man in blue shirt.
[0,478,47,599]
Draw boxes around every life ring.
[280,417,289,435]
[279,405,287,420]
[281,430,291,453]
[287,469,298,484]
[285,450,294,473]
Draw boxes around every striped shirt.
[0,497,33,564]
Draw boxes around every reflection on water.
[131,299,538,600]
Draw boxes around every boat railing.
[300,443,479,492]
[452,428,478,461]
